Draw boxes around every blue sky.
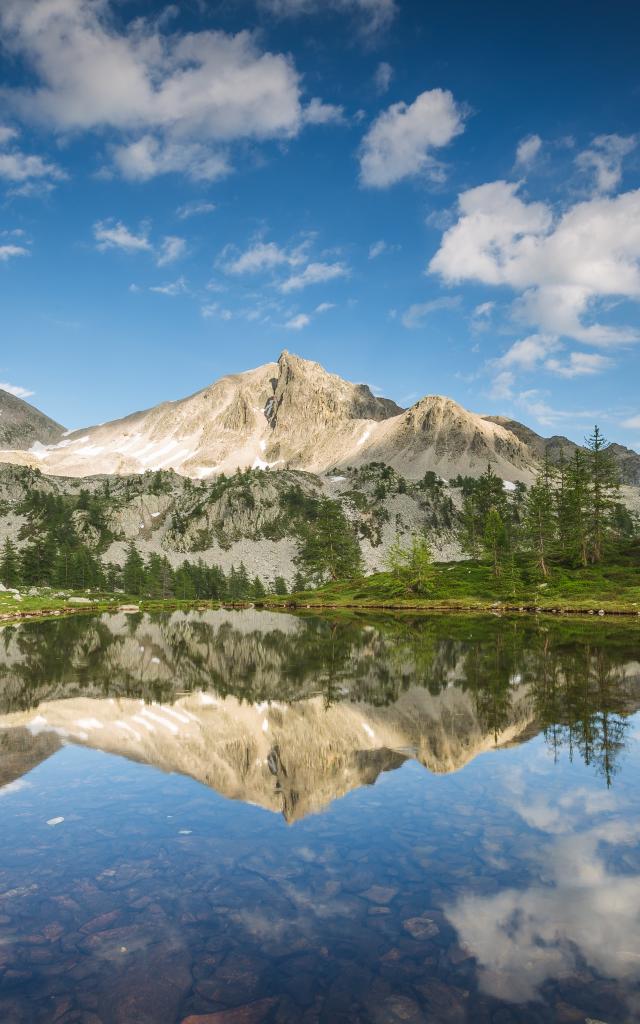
[1,0,639,447]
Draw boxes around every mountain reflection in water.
[0,609,640,1023]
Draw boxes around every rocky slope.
[0,352,535,483]
[0,388,65,451]
[0,455,463,581]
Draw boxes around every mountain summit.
[0,352,537,481]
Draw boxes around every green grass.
[0,589,224,625]
[266,558,640,615]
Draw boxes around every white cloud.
[0,380,34,398]
[315,302,335,313]
[374,61,393,95]
[258,0,397,37]
[94,220,151,253]
[369,240,387,259]
[545,351,613,378]
[285,313,311,330]
[494,334,560,371]
[157,235,187,267]
[279,261,349,292]
[0,149,66,185]
[429,180,640,346]
[576,133,637,194]
[0,126,18,145]
[516,390,599,428]
[359,88,466,188]
[515,134,542,168]
[149,276,188,296]
[302,98,345,125]
[112,136,231,183]
[0,245,29,262]
[223,240,306,275]
[176,200,216,220]
[401,296,460,329]
[622,414,640,429]
[0,0,318,181]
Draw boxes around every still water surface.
[1,609,639,1023]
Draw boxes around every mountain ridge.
[0,351,540,483]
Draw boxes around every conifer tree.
[585,425,619,563]
[523,458,557,578]
[0,538,20,588]
[483,507,508,577]
[123,543,145,595]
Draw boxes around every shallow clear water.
[1,608,639,1023]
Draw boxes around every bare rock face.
[0,388,65,450]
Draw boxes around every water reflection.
[0,609,639,1022]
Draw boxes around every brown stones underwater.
[0,608,639,1021]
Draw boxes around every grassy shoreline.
[1,557,639,625]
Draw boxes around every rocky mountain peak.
[269,349,403,432]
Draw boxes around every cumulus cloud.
[257,0,397,37]
[545,351,613,378]
[401,295,460,328]
[374,61,393,95]
[576,133,637,194]
[0,380,34,398]
[369,240,387,259]
[94,220,152,254]
[279,261,349,292]
[0,0,328,181]
[156,235,187,267]
[359,89,466,188]
[429,179,640,346]
[515,133,542,168]
[302,98,345,125]
[0,125,66,193]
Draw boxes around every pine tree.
[0,538,20,588]
[585,425,619,563]
[297,498,363,584]
[483,507,508,577]
[252,576,266,599]
[123,543,145,595]
[273,576,288,596]
[523,459,557,578]
[565,449,590,567]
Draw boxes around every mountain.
[485,416,640,486]
[0,351,534,483]
[0,387,65,451]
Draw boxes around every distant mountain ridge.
[0,352,637,485]
[485,416,640,486]
[0,388,65,451]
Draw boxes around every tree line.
[458,426,636,578]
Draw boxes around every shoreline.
[0,596,638,626]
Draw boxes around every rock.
[402,914,440,940]
[118,604,140,613]
[180,998,279,1024]
[362,885,398,905]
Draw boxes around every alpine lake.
[1,607,639,1024]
